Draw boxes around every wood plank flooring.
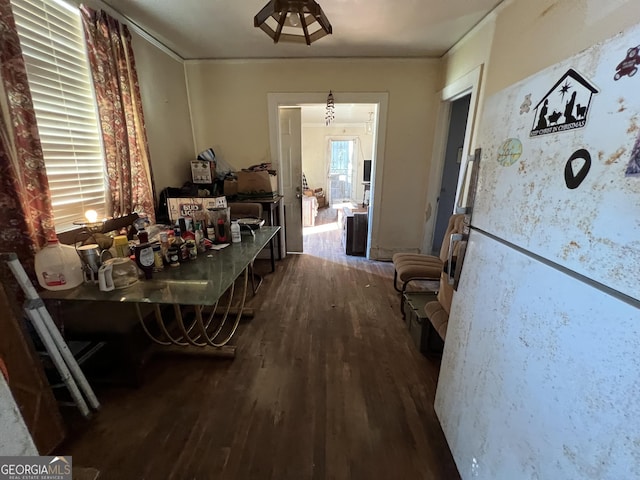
[62,207,460,479]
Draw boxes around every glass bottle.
[159,231,170,264]
[173,226,187,262]
[217,218,227,243]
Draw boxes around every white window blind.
[12,0,107,232]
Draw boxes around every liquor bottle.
[194,222,205,252]
[217,218,227,243]
[173,226,188,262]
[159,231,170,264]
[186,240,197,260]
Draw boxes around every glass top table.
[40,227,280,354]
[41,226,279,306]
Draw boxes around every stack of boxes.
[313,188,327,208]
[304,187,327,208]
[236,170,278,199]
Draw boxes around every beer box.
[167,196,227,223]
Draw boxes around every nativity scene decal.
[530,68,599,137]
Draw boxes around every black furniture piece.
[230,195,283,271]
[341,206,368,256]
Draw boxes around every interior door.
[279,107,303,252]
[431,94,471,254]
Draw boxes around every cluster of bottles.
[136,212,241,277]
[33,210,244,291]
[161,222,202,268]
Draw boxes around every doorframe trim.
[268,92,389,259]
[421,65,483,254]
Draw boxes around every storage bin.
[403,292,443,355]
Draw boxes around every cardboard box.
[237,170,278,196]
[167,196,227,223]
[191,160,215,184]
[224,179,238,197]
[314,188,327,208]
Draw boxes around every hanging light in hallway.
[325,90,335,126]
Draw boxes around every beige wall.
[441,16,496,94]
[185,59,441,255]
[485,0,640,97]
[132,33,195,196]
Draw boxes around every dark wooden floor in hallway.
[63,209,460,479]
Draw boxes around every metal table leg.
[135,267,250,358]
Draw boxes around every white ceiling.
[102,0,504,60]
[301,103,376,125]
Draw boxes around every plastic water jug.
[230,220,241,243]
[34,239,83,291]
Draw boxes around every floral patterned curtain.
[0,0,55,268]
[80,6,156,222]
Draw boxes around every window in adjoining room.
[12,0,107,232]
[328,139,355,205]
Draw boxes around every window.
[12,0,106,232]
[328,139,355,204]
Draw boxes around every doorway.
[431,94,471,254]
[299,106,377,258]
[268,93,387,259]
[421,65,481,256]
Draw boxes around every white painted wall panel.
[436,231,640,480]
[0,375,37,456]
[473,23,640,301]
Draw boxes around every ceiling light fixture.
[325,91,335,126]
[254,0,333,46]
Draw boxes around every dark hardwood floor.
[62,206,460,479]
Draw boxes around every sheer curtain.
[0,0,55,267]
[80,5,156,222]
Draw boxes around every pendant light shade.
[325,91,335,126]
[254,0,333,46]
